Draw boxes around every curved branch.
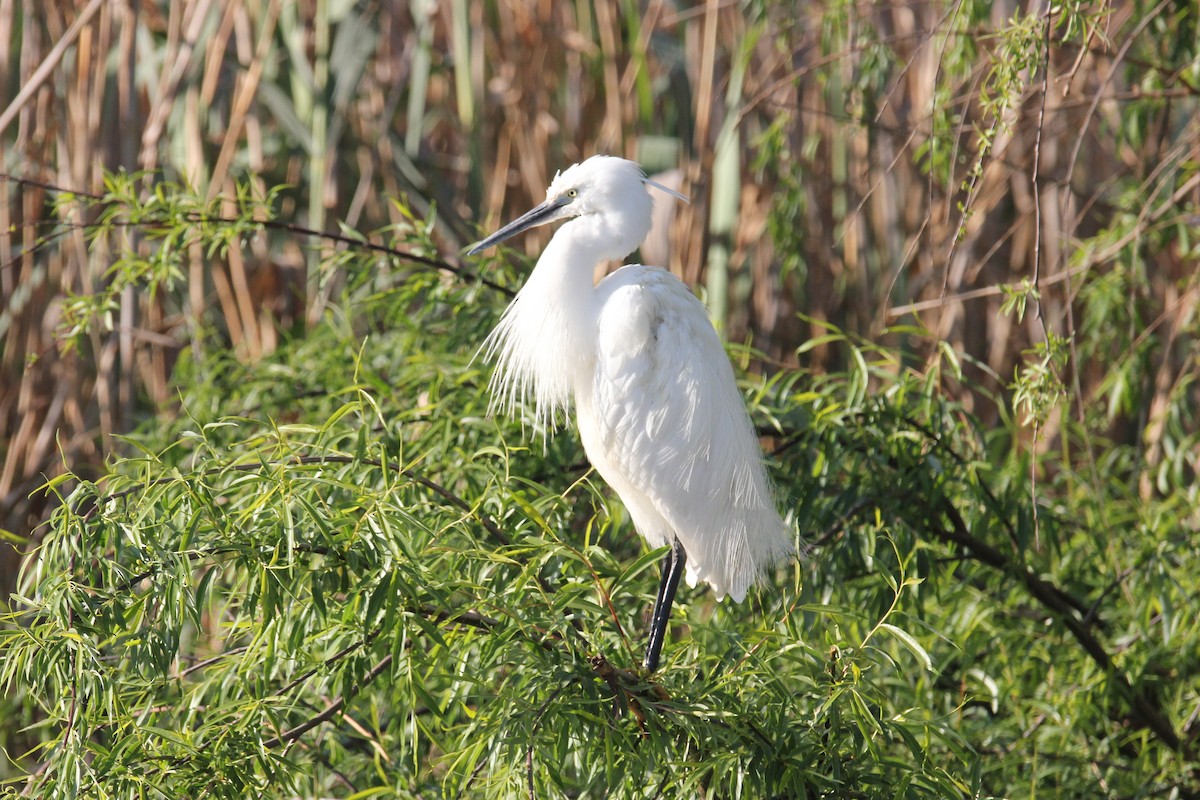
[935,497,1184,754]
[261,654,393,750]
[0,172,516,298]
[770,407,1187,756]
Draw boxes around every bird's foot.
[589,653,670,732]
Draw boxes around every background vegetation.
[2,0,1199,797]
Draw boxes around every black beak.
[468,195,571,255]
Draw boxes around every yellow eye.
[566,189,578,198]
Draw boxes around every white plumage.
[471,155,794,668]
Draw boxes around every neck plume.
[482,225,602,432]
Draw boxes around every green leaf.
[877,623,933,673]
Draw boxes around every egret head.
[468,156,686,260]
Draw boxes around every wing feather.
[583,266,794,601]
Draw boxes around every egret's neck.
[484,221,616,430]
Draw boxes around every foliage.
[3,0,1200,797]
[0,181,1197,798]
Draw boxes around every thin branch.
[1028,3,1053,551]
[1029,4,1051,312]
[0,172,515,298]
[526,680,573,800]
[260,654,393,750]
[934,498,1184,754]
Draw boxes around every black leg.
[651,544,674,624]
[643,537,687,672]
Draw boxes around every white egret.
[469,155,794,671]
